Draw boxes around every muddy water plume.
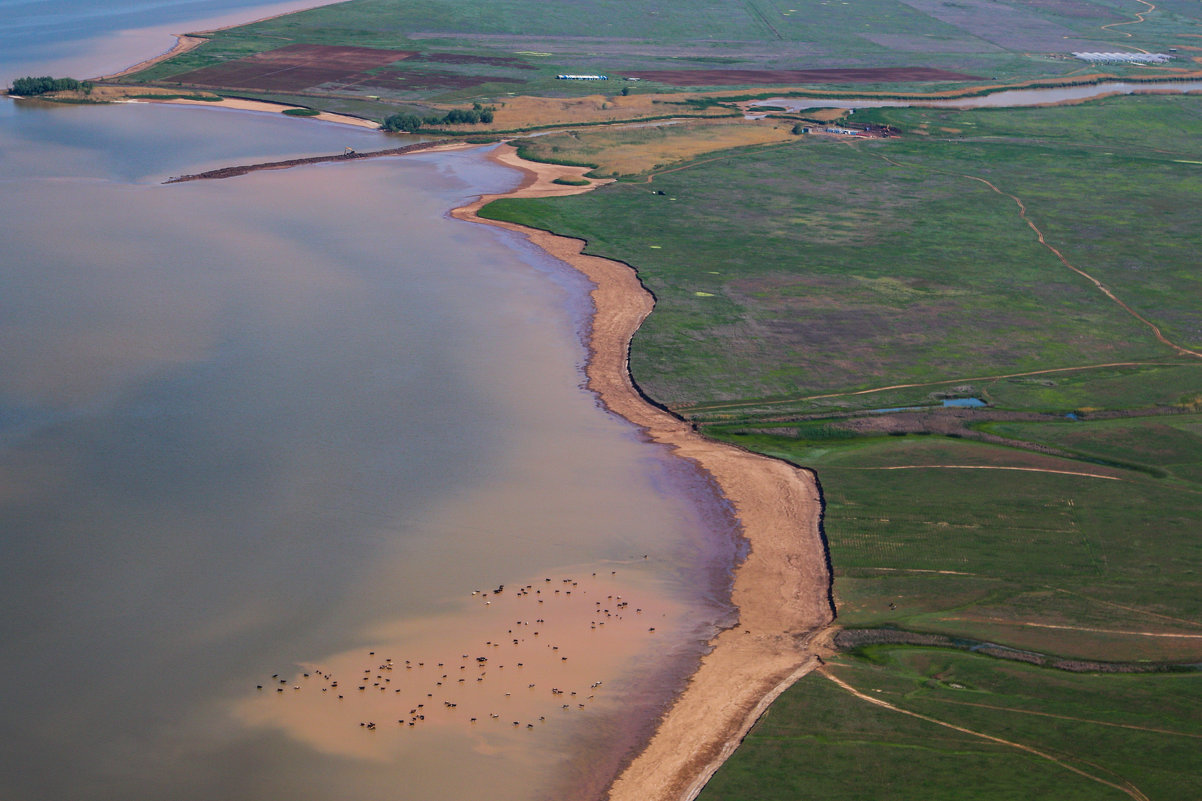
[0,102,738,801]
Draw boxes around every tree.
[9,76,83,95]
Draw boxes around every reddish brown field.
[622,67,980,85]
[170,43,416,92]
[409,52,537,69]
[328,71,527,92]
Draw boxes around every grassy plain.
[483,96,1202,406]
[482,95,1202,798]
[110,0,1202,117]
[700,653,1202,801]
[511,117,799,176]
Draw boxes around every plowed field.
[170,44,416,92]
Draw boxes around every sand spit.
[163,139,469,183]
[148,95,383,129]
[92,34,208,81]
[453,145,834,801]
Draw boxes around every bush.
[381,105,495,132]
[10,76,90,96]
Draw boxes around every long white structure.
[1072,52,1171,64]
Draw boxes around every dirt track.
[452,145,834,801]
[820,667,1152,801]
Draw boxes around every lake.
[0,6,737,801]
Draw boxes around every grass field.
[511,117,799,176]
[111,0,1202,115]
[699,652,1202,801]
[483,96,1202,407]
[482,94,1202,797]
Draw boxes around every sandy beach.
[453,145,835,801]
[149,95,383,129]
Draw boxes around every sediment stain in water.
[0,103,737,801]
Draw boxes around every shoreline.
[451,145,835,801]
[162,138,468,182]
[90,0,348,81]
[143,95,383,129]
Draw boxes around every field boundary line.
[820,667,1151,801]
[925,696,1202,740]
[843,465,1123,480]
[1054,588,1202,628]
[941,617,1202,638]
[870,153,1202,361]
[1101,0,1155,44]
[956,171,1200,359]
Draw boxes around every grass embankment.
[512,117,800,177]
[480,95,1202,799]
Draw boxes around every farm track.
[871,152,1202,361]
[924,696,1202,740]
[675,361,1189,414]
[1101,0,1156,40]
[820,667,1152,801]
[1054,588,1202,629]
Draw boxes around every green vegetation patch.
[700,652,1202,801]
[8,76,91,95]
[483,98,1202,406]
[112,0,1187,109]
[484,94,1202,797]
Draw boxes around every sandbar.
[453,145,835,801]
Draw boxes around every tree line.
[382,104,495,132]
[9,76,92,96]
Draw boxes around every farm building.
[1072,52,1171,64]
[557,74,609,80]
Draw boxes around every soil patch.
[169,43,416,92]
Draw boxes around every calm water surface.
[750,80,1202,111]
[0,8,737,800]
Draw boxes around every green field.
[483,97,1202,406]
[482,95,1202,798]
[115,0,1202,113]
[700,652,1202,801]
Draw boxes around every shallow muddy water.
[0,68,736,801]
[749,80,1202,111]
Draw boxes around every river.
[0,5,737,801]
[748,79,1202,111]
